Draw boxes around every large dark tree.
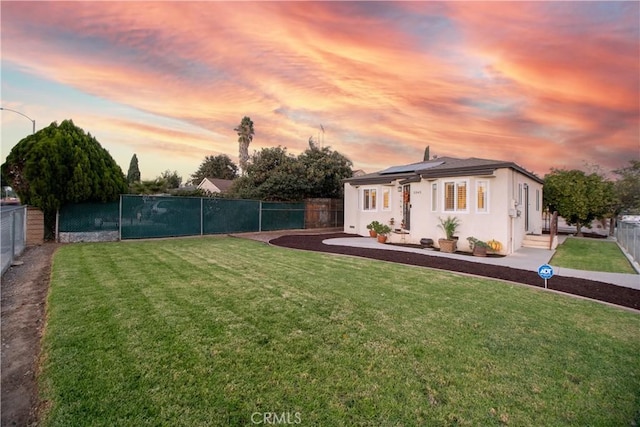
[1,119,128,238]
[543,168,615,236]
[228,144,353,201]
[229,146,309,201]
[298,145,353,198]
[159,170,182,189]
[613,160,640,215]
[127,154,141,183]
[234,116,254,175]
[189,154,238,184]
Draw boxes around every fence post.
[200,197,204,236]
[119,195,123,241]
[55,209,60,243]
[11,209,16,258]
[258,201,263,232]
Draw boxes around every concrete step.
[522,234,558,250]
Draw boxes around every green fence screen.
[261,201,305,231]
[59,202,120,232]
[59,196,330,240]
[203,198,260,234]
[121,195,201,239]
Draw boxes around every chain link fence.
[1,205,27,275]
[58,196,313,241]
[616,220,640,266]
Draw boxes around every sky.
[1,1,639,183]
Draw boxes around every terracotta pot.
[377,234,388,243]
[438,239,457,253]
[369,229,377,237]
[473,246,487,257]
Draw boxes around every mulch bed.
[270,233,640,311]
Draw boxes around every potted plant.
[366,221,381,237]
[437,216,460,253]
[467,237,489,257]
[376,224,392,243]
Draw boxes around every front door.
[402,184,411,230]
[524,184,530,232]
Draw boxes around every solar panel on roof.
[379,161,444,175]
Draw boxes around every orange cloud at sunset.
[1,1,638,181]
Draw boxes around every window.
[362,188,377,211]
[476,180,488,213]
[431,183,437,212]
[536,189,540,211]
[382,188,391,211]
[444,180,468,212]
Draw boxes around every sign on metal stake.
[538,264,554,289]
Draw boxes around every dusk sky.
[1,1,638,182]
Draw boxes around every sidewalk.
[323,236,640,290]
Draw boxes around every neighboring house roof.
[198,178,234,193]
[344,157,543,186]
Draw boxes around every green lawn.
[41,237,640,426]
[550,237,637,274]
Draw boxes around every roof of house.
[199,177,234,192]
[344,157,543,186]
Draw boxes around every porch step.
[522,234,558,250]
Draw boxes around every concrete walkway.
[323,236,640,290]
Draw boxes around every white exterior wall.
[197,180,222,194]
[344,168,543,255]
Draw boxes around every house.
[343,157,545,255]
[197,178,234,194]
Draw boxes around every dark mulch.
[270,233,640,311]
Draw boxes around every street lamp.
[0,107,35,134]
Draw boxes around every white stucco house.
[197,178,234,194]
[343,157,545,255]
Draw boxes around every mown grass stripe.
[40,237,640,426]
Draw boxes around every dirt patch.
[1,243,60,427]
[270,233,640,311]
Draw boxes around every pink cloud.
[2,1,637,179]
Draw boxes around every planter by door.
[473,246,487,257]
[377,235,388,243]
[438,239,457,253]
[369,230,377,238]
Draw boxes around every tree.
[129,179,168,195]
[234,116,254,175]
[189,154,238,184]
[159,170,182,189]
[228,146,309,201]
[1,119,128,238]
[613,160,640,214]
[127,154,141,183]
[543,168,615,236]
[298,145,353,198]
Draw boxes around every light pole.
[0,107,35,134]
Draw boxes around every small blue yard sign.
[538,264,554,288]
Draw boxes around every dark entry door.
[524,184,529,232]
[402,185,411,230]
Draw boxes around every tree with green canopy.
[189,154,238,184]
[543,168,615,236]
[1,119,128,238]
[613,160,640,215]
[229,146,309,201]
[298,144,353,198]
[234,116,254,175]
[159,170,182,189]
[228,143,353,201]
[127,154,141,183]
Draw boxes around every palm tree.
[234,116,254,175]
